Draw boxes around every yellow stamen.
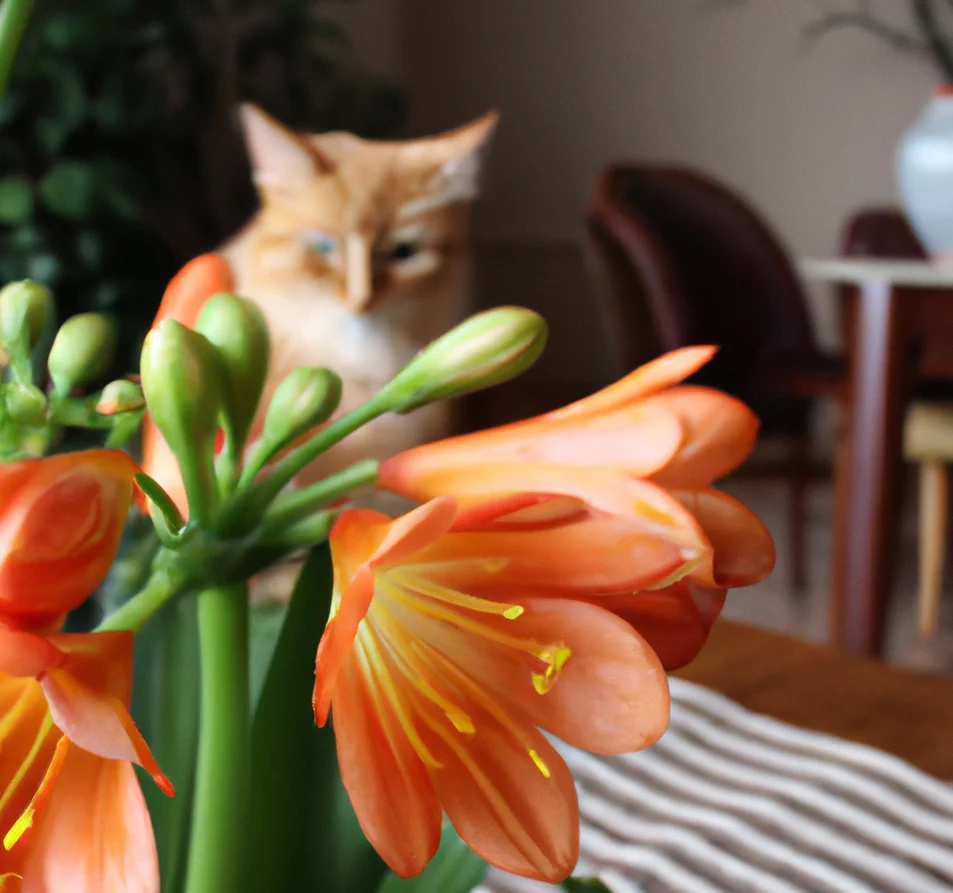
[3,807,32,851]
[413,639,555,780]
[380,577,561,673]
[528,748,551,778]
[403,557,508,576]
[391,570,523,620]
[373,602,476,735]
[532,647,572,695]
[356,634,443,768]
[0,688,34,742]
[0,714,54,821]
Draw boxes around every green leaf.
[377,824,488,893]
[242,547,387,892]
[248,597,287,713]
[133,595,201,893]
[561,878,613,892]
[0,176,33,223]
[39,161,97,220]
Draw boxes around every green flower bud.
[4,382,46,425]
[48,313,116,396]
[382,306,547,413]
[140,319,224,524]
[196,293,270,447]
[262,366,341,453]
[96,379,145,415]
[0,280,52,351]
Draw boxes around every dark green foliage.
[0,0,404,370]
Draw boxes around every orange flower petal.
[316,500,458,726]
[139,421,187,518]
[423,710,579,883]
[2,737,69,856]
[450,598,670,754]
[645,386,760,488]
[416,513,690,596]
[153,254,234,329]
[0,451,138,622]
[17,745,159,893]
[544,345,717,422]
[589,584,726,671]
[0,630,63,679]
[676,489,776,587]
[379,400,684,501]
[39,671,171,795]
[332,656,441,879]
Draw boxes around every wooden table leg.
[830,281,910,655]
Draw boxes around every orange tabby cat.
[220,104,498,488]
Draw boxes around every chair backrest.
[584,165,817,392]
[839,207,925,260]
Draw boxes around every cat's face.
[239,104,498,313]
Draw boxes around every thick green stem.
[183,583,250,893]
[0,0,32,101]
[96,569,180,633]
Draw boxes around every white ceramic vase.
[897,86,953,257]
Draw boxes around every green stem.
[261,459,378,532]
[183,583,250,893]
[0,0,33,102]
[230,396,390,530]
[96,568,180,633]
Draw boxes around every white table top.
[800,257,953,288]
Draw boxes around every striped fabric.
[479,678,953,893]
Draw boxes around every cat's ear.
[399,110,500,202]
[239,103,335,193]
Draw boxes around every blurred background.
[9,0,953,665]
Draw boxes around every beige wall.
[336,0,938,382]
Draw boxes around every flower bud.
[48,313,116,396]
[96,379,145,416]
[262,367,341,452]
[382,306,547,413]
[195,292,270,447]
[4,382,47,425]
[0,449,137,627]
[0,280,52,351]
[140,319,224,523]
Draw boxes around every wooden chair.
[584,164,846,590]
[841,208,953,638]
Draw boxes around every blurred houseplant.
[0,0,404,366]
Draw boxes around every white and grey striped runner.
[479,678,953,893]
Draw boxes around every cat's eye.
[305,232,338,257]
[391,239,420,262]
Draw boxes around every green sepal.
[195,293,270,450]
[139,320,224,525]
[381,306,547,413]
[47,311,116,395]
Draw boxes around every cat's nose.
[345,234,373,310]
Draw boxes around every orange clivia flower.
[140,254,235,516]
[0,624,172,892]
[377,346,775,664]
[314,497,674,883]
[0,450,138,633]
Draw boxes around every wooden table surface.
[676,621,953,779]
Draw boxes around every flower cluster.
[0,252,774,891]
[0,451,171,891]
[315,346,774,880]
